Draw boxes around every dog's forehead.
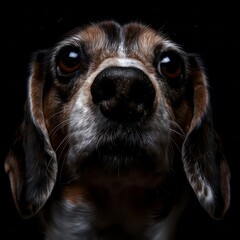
[58,21,173,56]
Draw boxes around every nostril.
[91,76,116,103]
[130,78,156,106]
[91,67,155,122]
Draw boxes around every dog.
[4,20,231,240]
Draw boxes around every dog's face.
[5,20,230,238]
[46,22,186,183]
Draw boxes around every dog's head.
[5,20,230,221]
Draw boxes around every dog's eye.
[56,46,82,75]
[158,51,184,83]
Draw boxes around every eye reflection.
[57,47,82,75]
[158,51,184,81]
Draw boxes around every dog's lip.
[79,129,161,165]
[96,124,145,149]
[79,147,161,181]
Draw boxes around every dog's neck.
[40,158,188,240]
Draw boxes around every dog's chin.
[77,147,168,188]
[83,145,155,172]
[68,136,170,188]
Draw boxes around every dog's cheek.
[43,90,70,151]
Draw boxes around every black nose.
[91,67,155,121]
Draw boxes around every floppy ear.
[4,51,57,218]
[182,56,231,219]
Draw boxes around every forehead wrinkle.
[123,23,165,58]
[98,22,125,58]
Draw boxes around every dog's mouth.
[68,119,171,181]
[81,123,151,165]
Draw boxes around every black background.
[1,1,239,239]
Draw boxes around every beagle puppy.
[5,20,230,240]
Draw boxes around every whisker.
[169,136,181,153]
[49,119,70,137]
[170,120,186,139]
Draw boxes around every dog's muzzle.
[91,67,156,122]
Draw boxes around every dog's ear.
[182,56,231,219]
[4,51,57,218]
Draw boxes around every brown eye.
[56,46,82,75]
[158,51,184,81]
